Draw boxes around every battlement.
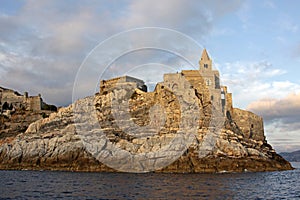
[100,75,147,95]
[0,87,55,113]
[232,108,265,141]
[0,88,41,112]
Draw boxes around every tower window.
[221,93,225,99]
[204,64,208,69]
[205,79,211,86]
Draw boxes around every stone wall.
[0,88,24,110]
[0,49,292,173]
[1,89,23,104]
[232,108,265,141]
[2,71,292,173]
[25,96,42,111]
[180,71,230,117]
[163,70,264,142]
[221,86,233,116]
[0,87,42,111]
[100,76,147,95]
[179,70,210,103]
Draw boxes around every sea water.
[0,163,299,199]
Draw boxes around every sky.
[0,0,300,152]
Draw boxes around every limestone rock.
[0,49,293,172]
[0,84,293,172]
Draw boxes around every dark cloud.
[0,0,243,106]
[247,93,300,152]
[123,0,242,38]
[247,93,300,120]
[247,93,300,131]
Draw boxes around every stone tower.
[98,49,264,141]
[197,49,222,112]
[199,48,213,71]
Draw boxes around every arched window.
[172,83,178,90]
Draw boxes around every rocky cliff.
[0,78,293,172]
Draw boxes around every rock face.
[0,109,54,143]
[0,83,292,172]
[0,49,293,172]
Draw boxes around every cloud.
[217,59,300,152]
[236,1,252,29]
[123,0,242,33]
[123,0,212,36]
[247,93,300,123]
[0,1,299,152]
[218,60,297,108]
[247,93,300,152]
[0,0,243,106]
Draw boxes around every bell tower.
[199,48,212,71]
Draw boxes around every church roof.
[201,48,210,60]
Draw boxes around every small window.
[205,79,211,86]
[211,95,214,101]
[221,93,225,99]
[204,64,208,69]
[172,84,178,90]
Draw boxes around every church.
[100,49,265,141]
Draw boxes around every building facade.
[99,49,265,141]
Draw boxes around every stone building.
[100,75,147,95]
[166,49,233,117]
[0,87,43,112]
[99,49,265,141]
[182,49,264,141]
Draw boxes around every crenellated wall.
[0,87,42,111]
